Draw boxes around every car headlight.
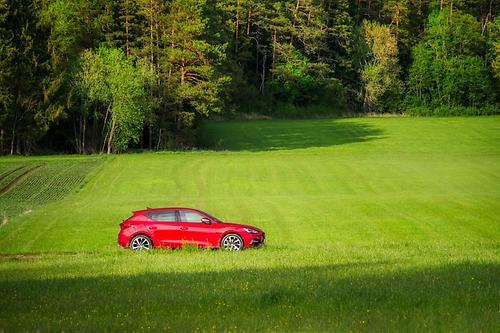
[244,228,259,234]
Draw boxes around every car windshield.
[198,210,222,222]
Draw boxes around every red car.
[118,207,265,251]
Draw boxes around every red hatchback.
[118,207,265,251]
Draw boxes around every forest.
[0,0,498,154]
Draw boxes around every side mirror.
[201,217,211,225]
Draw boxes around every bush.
[405,105,500,116]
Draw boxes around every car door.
[145,210,183,247]
[177,210,217,247]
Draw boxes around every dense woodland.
[0,0,498,154]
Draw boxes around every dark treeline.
[0,0,498,154]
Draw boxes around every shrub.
[405,105,500,116]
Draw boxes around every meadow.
[0,117,499,332]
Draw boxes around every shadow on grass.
[198,119,385,151]
[0,261,498,331]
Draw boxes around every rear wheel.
[130,235,152,251]
[220,233,244,251]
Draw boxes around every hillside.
[0,117,499,331]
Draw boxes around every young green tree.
[486,16,500,84]
[76,48,149,154]
[360,21,403,112]
[39,0,102,153]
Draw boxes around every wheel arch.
[219,232,244,248]
[129,233,155,247]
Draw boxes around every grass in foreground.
[0,246,498,332]
[0,117,499,331]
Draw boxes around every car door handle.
[148,226,157,230]
[180,227,188,230]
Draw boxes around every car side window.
[179,210,205,223]
[146,210,177,222]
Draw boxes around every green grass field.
[0,157,104,219]
[0,117,499,332]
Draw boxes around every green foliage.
[406,105,500,116]
[0,0,52,154]
[165,0,230,114]
[269,49,317,104]
[486,17,500,83]
[1,0,500,153]
[37,0,109,138]
[76,48,149,152]
[406,10,497,111]
[0,0,14,114]
[360,21,403,112]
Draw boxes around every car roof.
[132,207,200,215]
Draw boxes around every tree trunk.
[260,53,266,94]
[155,9,159,77]
[101,106,111,153]
[9,125,15,155]
[156,128,162,150]
[150,0,154,70]
[481,0,493,35]
[246,6,251,35]
[290,0,301,45]
[125,0,130,57]
[82,110,86,154]
[148,122,152,150]
[107,116,116,154]
[74,114,80,153]
[272,28,276,72]
[235,0,239,55]
[9,106,17,155]
[254,39,259,82]
[395,7,400,40]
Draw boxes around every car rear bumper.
[117,232,129,248]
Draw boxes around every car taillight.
[120,221,131,229]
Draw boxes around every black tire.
[129,235,152,251]
[220,233,244,251]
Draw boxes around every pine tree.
[0,0,14,153]
[161,0,230,147]
[0,0,50,154]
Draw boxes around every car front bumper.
[249,232,265,247]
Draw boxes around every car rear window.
[144,210,177,222]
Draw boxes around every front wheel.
[130,235,152,251]
[220,233,244,251]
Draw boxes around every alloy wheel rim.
[131,236,151,250]
[222,235,242,251]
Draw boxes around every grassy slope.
[0,117,499,331]
[0,157,104,218]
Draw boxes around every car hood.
[220,222,263,232]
